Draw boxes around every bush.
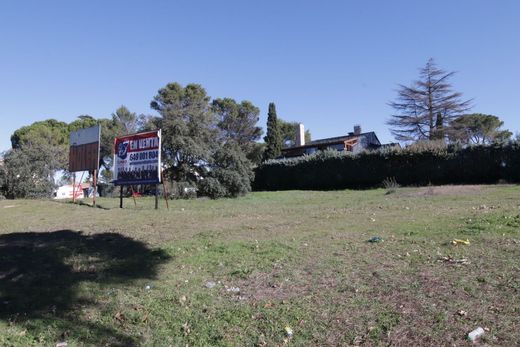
[253,142,520,191]
[197,177,227,199]
[197,143,254,199]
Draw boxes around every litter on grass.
[284,326,293,337]
[451,239,470,246]
[205,281,217,289]
[438,256,470,265]
[467,327,485,342]
[368,236,383,243]
[226,286,240,294]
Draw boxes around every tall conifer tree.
[263,102,282,161]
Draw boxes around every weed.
[383,177,400,194]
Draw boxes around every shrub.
[253,142,520,191]
[197,177,227,199]
[198,143,254,199]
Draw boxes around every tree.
[262,102,282,160]
[388,58,472,141]
[150,82,259,198]
[0,153,6,196]
[112,105,142,135]
[150,83,218,183]
[211,98,263,163]
[10,119,70,170]
[448,114,512,144]
[2,142,62,198]
[278,119,312,148]
[11,119,69,150]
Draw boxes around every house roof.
[282,131,379,151]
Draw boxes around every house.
[281,125,398,158]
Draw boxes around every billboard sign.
[69,125,101,172]
[113,130,161,185]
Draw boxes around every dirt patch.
[233,259,343,304]
[233,269,312,302]
[408,185,485,197]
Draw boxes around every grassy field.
[1,185,519,346]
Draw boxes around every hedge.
[252,143,520,191]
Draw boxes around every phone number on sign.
[129,150,159,161]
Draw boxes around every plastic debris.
[467,326,485,342]
[457,310,467,317]
[179,295,187,305]
[284,326,293,337]
[438,256,470,265]
[451,239,470,246]
[56,342,68,347]
[205,281,217,289]
[182,322,190,335]
[367,236,383,243]
[144,284,152,290]
[226,286,240,294]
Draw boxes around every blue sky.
[1,1,519,152]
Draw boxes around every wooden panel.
[69,142,99,172]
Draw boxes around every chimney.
[353,125,361,135]
[296,123,305,146]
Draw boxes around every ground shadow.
[60,199,112,210]
[0,230,170,346]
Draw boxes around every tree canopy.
[212,98,263,164]
[448,114,512,145]
[2,105,145,198]
[10,119,70,170]
[279,119,312,148]
[151,83,217,183]
[388,58,472,142]
[150,82,259,198]
[2,81,262,199]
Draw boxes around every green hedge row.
[252,143,520,191]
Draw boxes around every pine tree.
[387,59,472,141]
[263,102,282,161]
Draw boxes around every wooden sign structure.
[112,129,167,209]
[69,125,101,206]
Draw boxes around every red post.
[92,169,97,207]
[72,173,76,203]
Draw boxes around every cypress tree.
[263,102,282,161]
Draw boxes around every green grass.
[1,185,519,346]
